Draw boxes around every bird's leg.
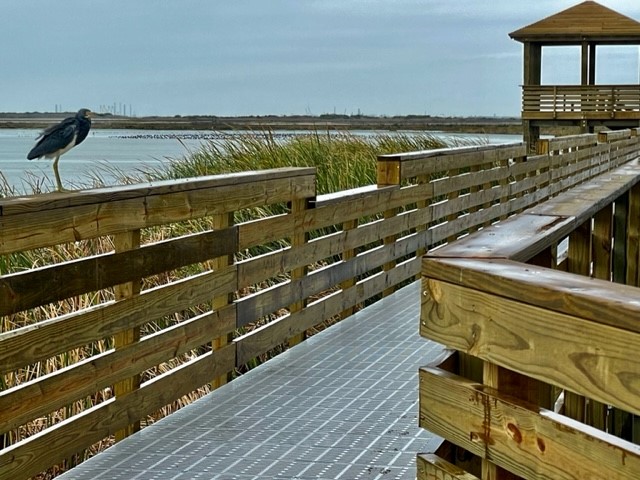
[52,155,69,192]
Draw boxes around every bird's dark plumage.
[27,108,92,191]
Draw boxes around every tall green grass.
[140,130,458,192]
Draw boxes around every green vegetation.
[135,130,458,191]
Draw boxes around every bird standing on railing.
[27,108,93,192]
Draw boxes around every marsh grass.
[0,129,481,479]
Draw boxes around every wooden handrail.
[521,84,640,120]
[419,144,640,479]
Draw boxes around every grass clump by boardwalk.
[143,130,458,193]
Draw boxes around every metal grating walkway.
[59,281,444,480]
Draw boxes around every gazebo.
[510,1,640,151]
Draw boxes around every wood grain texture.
[113,230,142,441]
[419,366,640,480]
[417,453,481,480]
[0,305,236,433]
[510,1,640,41]
[235,258,419,365]
[421,277,640,415]
[428,214,574,262]
[421,257,640,333]
[0,167,316,216]
[0,266,237,374]
[236,229,425,327]
[0,227,237,316]
[0,174,314,254]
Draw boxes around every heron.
[27,108,93,191]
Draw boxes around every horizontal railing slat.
[235,257,419,365]
[421,277,640,415]
[0,227,237,316]
[419,366,640,480]
[0,266,237,374]
[236,229,424,326]
[0,304,236,433]
[0,175,315,254]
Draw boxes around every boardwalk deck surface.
[59,282,444,480]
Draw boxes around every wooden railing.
[1,129,640,479]
[419,133,640,478]
[522,84,640,120]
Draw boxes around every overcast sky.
[3,1,640,117]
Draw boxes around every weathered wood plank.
[238,207,431,288]
[0,304,236,433]
[599,130,634,143]
[417,453,481,480]
[421,257,640,334]
[627,183,640,287]
[535,161,640,219]
[565,221,592,424]
[430,212,573,262]
[0,168,316,216]
[0,175,314,254]
[113,230,142,441]
[0,227,237,316]
[236,229,425,326]
[592,204,613,281]
[340,218,358,317]
[209,212,235,389]
[430,159,547,200]
[0,265,237,374]
[237,213,292,251]
[421,277,640,415]
[378,143,526,180]
[613,192,629,284]
[542,133,598,151]
[0,344,236,480]
[235,258,419,365]
[303,182,430,231]
[287,198,309,346]
[419,366,640,480]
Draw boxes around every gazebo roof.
[509,1,640,44]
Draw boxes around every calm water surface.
[0,129,521,193]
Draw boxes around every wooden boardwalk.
[58,282,444,480]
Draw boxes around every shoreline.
[0,113,524,135]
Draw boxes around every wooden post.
[113,229,142,442]
[481,364,525,480]
[377,156,401,297]
[382,206,399,297]
[528,245,554,268]
[524,121,540,155]
[211,213,234,389]
[414,174,430,281]
[446,168,461,245]
[610,192,634,440]
[564,220,592,423]
[340,218,358,318]
[627,183,640,287]
[629,184,640,443]
[588,204,613,431]
[592,204,613,282]
[613,192,629,284]
[288,198,309,346]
